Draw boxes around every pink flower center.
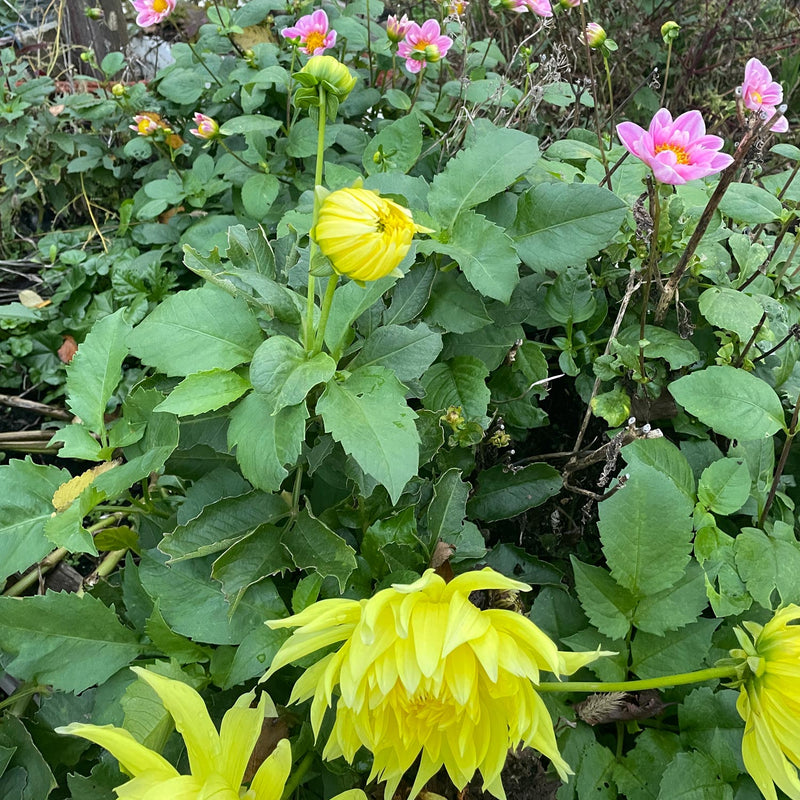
[304,31,326,52]
[654,142,690,165]
[152,0,168,13]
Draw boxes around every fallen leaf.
[19,289,50,308]
[58,335,78,363]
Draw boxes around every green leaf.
[718,182,783,224]
[656,752,733,800]
[128,285,263,377]
[348,323,442,382]
[632,561,708,635]
[510,183,627,273]
[323,276,396,356]
[144,603,212,663]
[0,459,71,584]
[155,370,251,416]
[423,271,493,334]
[428,126,540,228]
[220,624,289,689]
[544,266,597,324]
[670,366,785,441]
[418,212,519,302]
[363,114,422,175]
[384,263,436,326]
[484,542,563,586]
[467,463,561,522]
[138,549,286,645]
[160,490,288,562]
[599,465,694,595]
[219,114,282,136]
[621,437,696,500]
[421,356,491,425]
[571,558,635,640]
[212,524,294,599]
[697,458,751,515]
[426,468,470,540]
[65,308,131,436]
[698,288,766,341]
[616,324,700,369]
[613,730,682,800]
[250,336,336,413]
[0,717,56,800]
[228,394,308,493]
[734,526,800,608]
[241,173,280,219]
[631,618,719,678]
[0,592,142,693]
[574,742,618,800]
[285,510,357,592]
[678,687,745,781]
[317,367,419,503]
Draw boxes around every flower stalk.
[536,665,737,694]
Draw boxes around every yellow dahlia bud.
[729,605,800,800]
[264,568,611,800]
[313,187,430,282]
[111,83,126,97]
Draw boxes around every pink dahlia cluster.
[389,17,454,74]
[615,58,788,186]
[280,9,337,56]
[738,57,789,133]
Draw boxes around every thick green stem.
[281,751,314,800]
[311,276,339,357]
[536,665,736,694]
[304,86,328,351]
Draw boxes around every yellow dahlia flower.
[312,187,429,282]
[731,605,800,800]
[57,667,291,800]
[264,568,609,800]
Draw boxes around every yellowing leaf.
[52,461,118,512]
[18,289,51,309]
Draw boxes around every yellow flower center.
[752,90,762,104]
[375,204,410,236]
[137,118,153,134]
[304,31,326,52]
[403,693,455,730]
[152,0,168,13]
[654,142,690,165]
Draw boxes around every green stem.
[365,0,374,85]
[660,41,672,107]
[218,139,262,172]
[639,178,661,381]
[304,86,328,352]
[310,275,339,356]
[0,684,51,715]
[602,54,614,119]
[281,751,315,800]
[409,68,425,111]
[536,665,736,694]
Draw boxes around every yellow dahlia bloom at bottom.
[732,605,800,800]
[312,187,430,282]
[264,568,610,800]
[57,667,366,800]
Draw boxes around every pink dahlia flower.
[190,112,219,140]
[280,9,337,56]
[559,0,584,7]
[397,19,453,74]
[581,22,606,47]
[738,57,789,133]
[130,114,160,136]
[131,0,175,27]
[504,0,553,17]
[616,108,734,185]
[386,13,410,43]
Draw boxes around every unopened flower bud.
[660,20,680,43]
[111,83,126,96]
[581,22,606,48]
[85,6,103,18]
[424,44,442,63]
[294,55,357,99]
[189,112,219,140]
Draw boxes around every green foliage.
[3,2,800,798]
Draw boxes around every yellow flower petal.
[55,723,178,780]
[131,667,221,783]
[118,774,202,799]
[218,692,267,789]
[248,738,292,800]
